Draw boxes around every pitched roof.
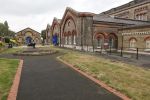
[93,14,150,26]
[16,27,41,35]
[60,7,95,25]
[120,24,150,30]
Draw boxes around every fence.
[95,47,150,60]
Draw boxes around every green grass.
[57,47,150,100]
[0,58,19,100]
[0,48,23,54]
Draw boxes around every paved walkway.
[0,53,121,100]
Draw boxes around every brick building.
[16,27,41,45]
[102,0,150,21]
[49,0,150,52]
[45,24,51,44]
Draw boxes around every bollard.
[136,48,139,60]
[109,46,111,55]
[121,47,123,57]
[101,46,102,54]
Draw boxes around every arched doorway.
[108,33,118,49]
[25,36,32,44]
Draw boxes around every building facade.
[49,0,150,52]
[102,0,150,21]
[16,28,41,45]
[118,25,150,51]
[45,24,51,44]
[51,17,61,45]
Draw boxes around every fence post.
[136,48,138,60]
[121,47,123,57]
[109,46,111,55]
[87,44,88,52]
[101,46,102,54]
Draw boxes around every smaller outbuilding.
[15,27,42,45]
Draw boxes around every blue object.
[26,36,32,44]
[52,34,58,46]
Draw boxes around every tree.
[0,23,6,36]
[8,30,16,38]
[41,29,46,45]
[4,21,9,36]
[41,29,46,40]
[0,21,15,38]
[4,21,9,30]
[4,37,10,43]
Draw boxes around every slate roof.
[93,14,150,26]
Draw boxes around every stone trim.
[122,31,150,35]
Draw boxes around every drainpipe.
[81,17,83,51]
[59,26,61,47]
[92,16,94,52]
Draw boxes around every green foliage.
[0,21,16,38]
[0,41,5,47]
[41,29,46,40]
[4,21,9,29]
[4,37,10,43]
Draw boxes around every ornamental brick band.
[57,57,131,100]
[7,60,23,100]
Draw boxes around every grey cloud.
[0,0,71,16]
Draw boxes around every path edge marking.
[57,56,131,100]
[7,59,23,100]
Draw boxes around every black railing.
[95,47,150,60]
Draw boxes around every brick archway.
[62,16,77,36]
[144,36,150,41]
[94,33,105,39]
[129,37,137,41]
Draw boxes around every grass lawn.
[57,47,150,100]
[0,58,19,100]
[0,48,23,54]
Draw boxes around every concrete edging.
[7,59,23,100]
[57,56,131,100]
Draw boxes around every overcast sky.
[0,0,132,32]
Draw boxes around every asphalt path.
[0,53,121,100]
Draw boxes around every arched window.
[109,37,114,48]
[129,38,137,48]
[95,33,104,48]
[73,35,76,45]
[146,39,150,49]
[97,37,103,47]
[65,36,67,45]
[68,35,72,45]
[144,37,150,49]
[18,37,22,42]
